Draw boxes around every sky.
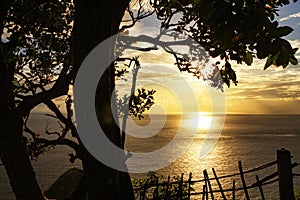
[117,1,300,115]
[26,1,300,116]
[223,2,300,114]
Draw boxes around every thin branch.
[120,34,194,49]
[17,63,72,117]
[120,0,154,31]
[36,137,79,151]
[44,122,61,137]
[24,122,78,152]
[120,11,154,31]
[15,94,29,100]
[24,125,39,140]
[120,57,141,149]
[45,113,58,119]
[44,99,79,140]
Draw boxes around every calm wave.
[1,114,300,199]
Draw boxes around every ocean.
[1,114,300,199]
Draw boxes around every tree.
[0,0,298,199]
[0,0,73,199]
[152,0,298,68]
[0,0,135,199]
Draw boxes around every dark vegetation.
[0,0,298,199]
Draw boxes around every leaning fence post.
[277,149,295,200]
[202,185,207,200]
[238,161,250,200]
[255,175,265,200]
[203,170,214,200]
[212,168,226,200]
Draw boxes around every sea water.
[0,114,300,199]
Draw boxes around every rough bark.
[0,0,134,198]
[0,112,45,200]
[72,0,134,199]
[0,1,45,199]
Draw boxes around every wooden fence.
[134,149,299,200]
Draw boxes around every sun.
[187,113,212,130]
[197,115,212,129]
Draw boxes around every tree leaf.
[264,56,273,70]
[229,68,237,82]
[243,52,253,66]
[293,48,298,54]
[289,56,298,65]
[276,50,289,67]
[272,26,294,37]
[272,51,281,63]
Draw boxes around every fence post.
[141,179,149,200]
[238,161,250,200]
[255,175,265,200]
[202,185,207,200]
[203,170,214,200]
[188,172,192,199]
[212,168,226,200]
[232,180,235,200]
[153,176,159,199]
[277,149,295,200]
[165,175,170,199]
[178,173,184,200]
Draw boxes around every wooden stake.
[238,161,250,200]
[255,175,265,200]
[204,169,214,200]
[277,149,295,200]
[212,168,226,199]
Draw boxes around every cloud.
[290,39,300,48]
[118,18,300,114]
[279,12,300,22]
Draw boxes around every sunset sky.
[29,2,300,116]
[117,1,300,115]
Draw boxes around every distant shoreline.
[138,113,300,117]
[28,111,300,118]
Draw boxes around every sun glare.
[187,113,212,130]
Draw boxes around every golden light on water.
[187,113,212,130]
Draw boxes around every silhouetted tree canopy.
[151,0,298,68]
[0,0,298,199]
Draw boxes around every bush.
[132,171,194,200]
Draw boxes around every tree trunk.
[0,112,45,200]
[1,3,45,198]
[72,0,134,199]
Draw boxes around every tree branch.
[17,64,73,116]
[44,99,79,140]
[36,137,79,151]
[120,0,154,31]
